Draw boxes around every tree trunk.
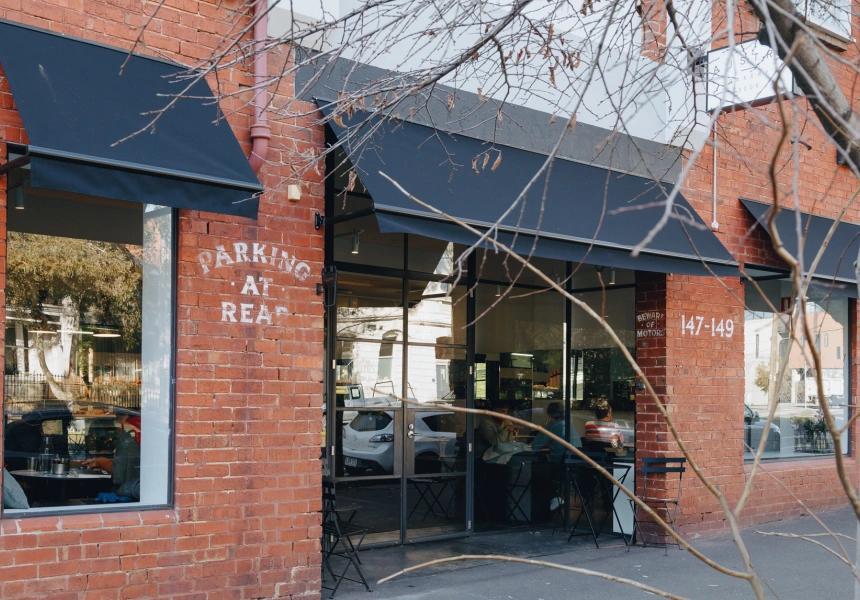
[34,334,75,407]
[751,0,860,174]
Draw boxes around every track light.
[351,234,360,254]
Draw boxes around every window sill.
[2,503,174,523]
[743,454,853,470]
[806,20,852,51]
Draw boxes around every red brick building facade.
[0,2,327,597]
[669,32,860,531]
[0,0,858,597]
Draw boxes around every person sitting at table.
[3,468,29,509]
[584,399,624,450]
[474,400,518,460]
[531,402,579,463]
[83,411,140,501]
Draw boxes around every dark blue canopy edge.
[0,20,262,219]
[320,101,739,277]
[742,198,860,296]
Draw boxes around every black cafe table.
[563,456,632,548]
[10,468,111,504]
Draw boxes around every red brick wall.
[0,5,325,599]
[635,271,859,535]
[668,12,860,534]
[663,274,746,535]
[634,271,669,460]
[635,273,743,536]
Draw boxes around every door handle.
[407,431,422,439]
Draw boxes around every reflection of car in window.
[342,410,458,475]
[613,419,635,442]
[744,404,780,453]
[584,421,624,449]
[4,405,139,469]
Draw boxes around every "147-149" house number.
[681,315,734,337]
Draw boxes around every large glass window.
[744,281,850,459]
[473,282,565,529]
[3,188,173,512]
[570,288,637,452]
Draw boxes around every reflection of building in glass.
[335,244,466,405]
[743,285,849,458]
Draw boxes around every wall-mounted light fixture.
[609,269,616,285]
[333,229,363,254]
[495,285,501,297]
[9,181,24,210]
[287,184,302,202]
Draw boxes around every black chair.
[321,481,371,597]
[629,456,686,554]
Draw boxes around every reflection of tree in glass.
[754,363,792,404]
[6,232,142,404]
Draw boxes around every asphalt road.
[332,506,858,599]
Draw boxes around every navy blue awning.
[0,20,261,218]
[322,102,738,277]
[742,198,860,289]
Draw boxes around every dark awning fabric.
[741,199,860,290]
[322,103,738,277]
[0,20,262,218]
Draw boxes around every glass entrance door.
[404,406,468,540]
[402,341,469,540]
[327,271,471,545]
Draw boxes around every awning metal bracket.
[0,152,31,175]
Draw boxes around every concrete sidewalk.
[332,507,858,599]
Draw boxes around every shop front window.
[744,281,850,459]
[3,195,174,512]
[570,288,637,452]
[473,282,566,529]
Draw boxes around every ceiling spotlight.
[351,234,360,254]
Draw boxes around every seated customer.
[474,400,518,459]
[584,399,624,449]
[532,402,580,462]
[84,412,141,500]
[3,468,29,509]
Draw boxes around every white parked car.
[342,411,459,475]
